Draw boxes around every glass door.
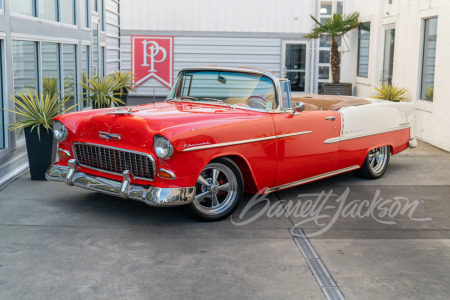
[382,26,395,84]
[282,42,308,93]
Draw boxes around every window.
[0,41,4,149]
[100,0,105,31]
[382,28,395,85]
[320,1,332,15]
[81,45,91,108]
[41,42,60,97]
[318,66,330,80]
[81,0,90,27]
[92,23,99,76]
[0,0,3,10]
[337,1,344,14]
[92,0,98,12]
[420,18,438,101]
[62,44,77,111]
[40,0,58,21]
[12,0,35,16]
[285,43,307,92]
[357,22,371,77]
[61,0,76,25]
[319,51,330,64]
[12,41,39,140]
[100,46,105,76]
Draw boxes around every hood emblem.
[99,131,121,140]
[107,107,133,115]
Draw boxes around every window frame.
[418,16,438,102]
[0,39,6,150]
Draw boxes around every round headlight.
[154,135,174,159]
[53,120,68,141]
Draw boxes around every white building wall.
[121,0,315,33]
[352,0,450,151]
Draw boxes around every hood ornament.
[107,107,133,115]
[99,131,121,140]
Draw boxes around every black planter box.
[24,127,54,180]
[323,83,353,96]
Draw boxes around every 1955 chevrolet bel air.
[46,67,417,220]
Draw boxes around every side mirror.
[291,101,305,116]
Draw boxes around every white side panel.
[121,35,282,97]
[340,100,415,138]
[120,0,314,33]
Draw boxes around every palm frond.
[4,89,78,140]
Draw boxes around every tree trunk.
[330,37,340,84]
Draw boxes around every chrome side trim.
[72,142,156,182]
[324,126,411,144]
[46,164,195,206]
[183,131,313,152]
[277,131,313,138]
[264,165,360,194]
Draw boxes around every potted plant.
[109,70,136,106]
[372,82,408,102]
[80,74,124,109]
[305,12,360,95]
[5,90,77,180]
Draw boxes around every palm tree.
[305,12,360,84]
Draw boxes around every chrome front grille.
[73,143,155,180]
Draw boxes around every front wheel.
[353,146,391,179]
[186,158,244,221]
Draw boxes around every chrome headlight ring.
[53,120,68,142]
[154,135,174,160]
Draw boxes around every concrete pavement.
[0,140,449,299]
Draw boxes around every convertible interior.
[224,94,371,111]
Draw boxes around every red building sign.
[132,36,174,89]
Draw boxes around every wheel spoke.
[197,175,210,187]
[195,191,210,202]
[217,182,230,192]
[370,157,376,168]
[212,168,219,184]
[211,193,219,207]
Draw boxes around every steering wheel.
[246,96,269,109]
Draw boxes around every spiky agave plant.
[305,12,360,84]
[79,74,124,108]
[5,89,78,140]
[109,70,136,94]
[372,82,408,102]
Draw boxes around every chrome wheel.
[193,163,238,216]
[368,146,389,175]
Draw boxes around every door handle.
[325,116,336,121]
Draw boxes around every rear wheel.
[186,158,243,221]
[353,146,391,179]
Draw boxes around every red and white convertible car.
[47,67,417,220]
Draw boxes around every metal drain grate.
[290,228,346,300]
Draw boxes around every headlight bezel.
[53,120,68,142]
[154,135,174,160]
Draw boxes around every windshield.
[167,71,277,110]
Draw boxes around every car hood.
[57,101,275,152]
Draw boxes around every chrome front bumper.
[45,160,196,206]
